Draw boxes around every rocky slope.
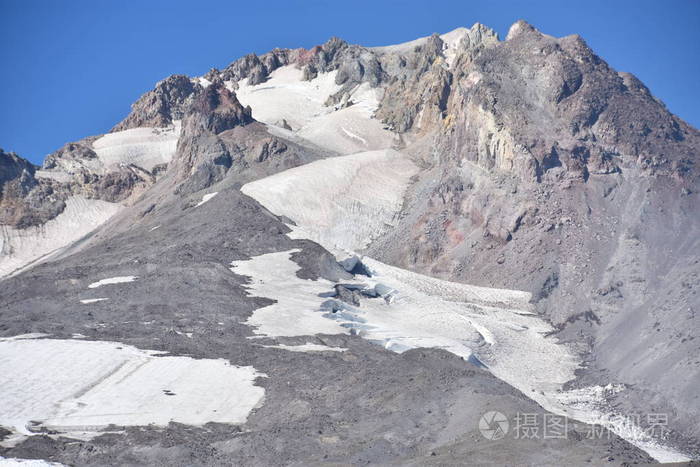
[365,21,700,449]
[1,20,698,465]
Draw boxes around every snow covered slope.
[0,335,264,444]
[233,247,689,463]
[92,121,181,172]
[239,153,690,463]
[234,66,340,131]
[241,149,418,251]
[235,66,395,154]
[371,27,469,66]
[232,249,348,338]
[0,197,122,278]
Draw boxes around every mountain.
[1,21,698,465]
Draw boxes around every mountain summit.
[1,22,698,465]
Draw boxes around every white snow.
[440,27,470,67]
[233,249,689,462]
[34,170,73,183]
[194,76,212,88]
[231,250,348,337]
[372,27,466,55]
[348,257,578,393]
[264,343,347,353]
[0,337,265,443]
[0,196,122,278]
[235,66,340,131]
[195,192,218,207]
[79,298,109,304]
[87,276,137,289]
[549,385,691,463]
[0,457,64,466]
[235,66,395,154]
[371,27,476,67]
[91,121,181,172]
[235,249,576,395]
[241,150,418,251]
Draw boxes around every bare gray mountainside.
[1,19,698,465]
[0,170,652,467]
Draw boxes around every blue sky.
[1,0,699,165]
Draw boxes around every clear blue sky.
[2,0,699,165]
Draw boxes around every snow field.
[232,248,690,462]
[79,298,109,304]
[87,276,137,289]
[235,66,340,131]
[231,250,348,337]
[241,150,419,251]
[0,197,122,278]
[0,336,265,443]
[0,458,64,466]
[91,121,181,172]
[235,66,395,154]
[264,343,347,353]
[195,192,218,207]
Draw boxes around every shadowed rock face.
[188,83,253,134]
[0,149,73,229]
[1,142,160,229]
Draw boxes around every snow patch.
[231,250,347,337]
[80,298,109,304]
[87,276,137,289]
[0,337,265,444]
[440,27,469,67]
[234,249,569,390]
[550,385,691,463]
[0,457,65,466]
[235,66,340,131]
[241,150,418,251]
[265,343,347,353]
[195,192,218,207]
[341,127,367,145]
[371,27,473,67]
[34,170,73,183]
[235,67,394,154]
[0,197,122,278]
[92,121,181,172]
[194,76,212,88]
[372,27,465,55]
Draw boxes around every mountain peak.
[506,19,540,40]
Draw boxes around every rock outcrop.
[0,149,66,228]
[112,74,198,131]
